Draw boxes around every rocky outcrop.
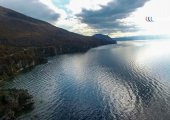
[0,89,34,120]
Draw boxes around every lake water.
[2,40,170,120]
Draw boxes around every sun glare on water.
[135,40,170,64]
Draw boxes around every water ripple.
[2,41,170,120]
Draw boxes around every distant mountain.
[112,35,170,41]
[93,34,117,44]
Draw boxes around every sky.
[0,0,169,37]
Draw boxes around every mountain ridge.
[0,6,116,48]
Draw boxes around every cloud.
[77,0,150,34]
[0,0,153,37]
[0,0,60,22]
[66,0,112,14]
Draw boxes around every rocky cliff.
[0,45,48,81]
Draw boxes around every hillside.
[0,6,116,82]
[0,6,116,49]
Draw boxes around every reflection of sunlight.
[96,70,136,115]
[135,40,170,64]
[61,55,87,82]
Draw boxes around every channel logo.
[145,16,154,22]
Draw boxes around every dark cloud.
[78,0,149,34]
[0,0,60,22]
